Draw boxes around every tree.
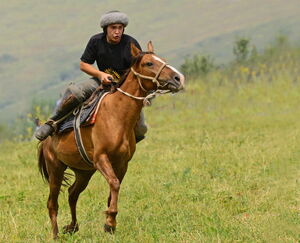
[233,37,250,63]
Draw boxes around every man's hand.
[99,72,113,85]
[79,61,113,85]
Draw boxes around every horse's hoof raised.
[63,224,79,234]
[104,224,116,234]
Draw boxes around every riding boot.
[34,93,81,141]
[135,135,145,143]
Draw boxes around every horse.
[38,41,185,239]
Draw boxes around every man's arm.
[80,61,113,84]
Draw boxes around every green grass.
[1,65,300,242]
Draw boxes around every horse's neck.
[104,72,145,127]
[120,72,147,98]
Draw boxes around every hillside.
[1,0,300,123]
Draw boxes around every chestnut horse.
[38,41,184,239]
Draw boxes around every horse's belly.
[54,135,94,170]
[56,152,94,171]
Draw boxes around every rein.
[116,87,170,106]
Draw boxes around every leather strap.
[131,62,167,89]
[73,106,94,167]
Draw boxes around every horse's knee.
[66,83,86,102]
[67,79,99,102]
[108,178,120,192]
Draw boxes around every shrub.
[233,37,251,63]
[180,54,215,79]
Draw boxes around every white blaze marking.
[153,55,165,64]
[167,65,183,77]
[152,54,185,87]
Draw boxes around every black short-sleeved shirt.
[80,33,141,76]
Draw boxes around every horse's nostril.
[174,75,180,82]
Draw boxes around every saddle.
[57,89,109,133]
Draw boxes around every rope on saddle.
[73,106,94,167]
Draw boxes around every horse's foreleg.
[107,165,128,208]
[63,169,95,234]
[47,164,66,239]
[94,154,121,233]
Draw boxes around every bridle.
[130,62,168,91]
[116,57,170,105]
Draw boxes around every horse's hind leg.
[47,161,67,239]
[63,169,95,234]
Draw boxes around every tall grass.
[0,45,300,242]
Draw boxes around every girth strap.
[73,106,94,167]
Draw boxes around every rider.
[35,10,147,142]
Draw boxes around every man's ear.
[131,42,141,57]
[147,41,154,52]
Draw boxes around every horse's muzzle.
[166,73,185,93]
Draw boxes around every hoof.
[63,224,79,234]
[104,224,116,234]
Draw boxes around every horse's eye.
[146,62,153,67]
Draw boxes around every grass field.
[1,57,300,242]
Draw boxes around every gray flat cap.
[100,10,129,28]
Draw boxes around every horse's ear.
[147,41,154,52]
[131,42,141,57]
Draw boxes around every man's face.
[106,24,124,44]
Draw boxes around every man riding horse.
[35,10,147,142]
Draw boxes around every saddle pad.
[57,90,108,133]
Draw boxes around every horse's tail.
[38,142,49,183]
